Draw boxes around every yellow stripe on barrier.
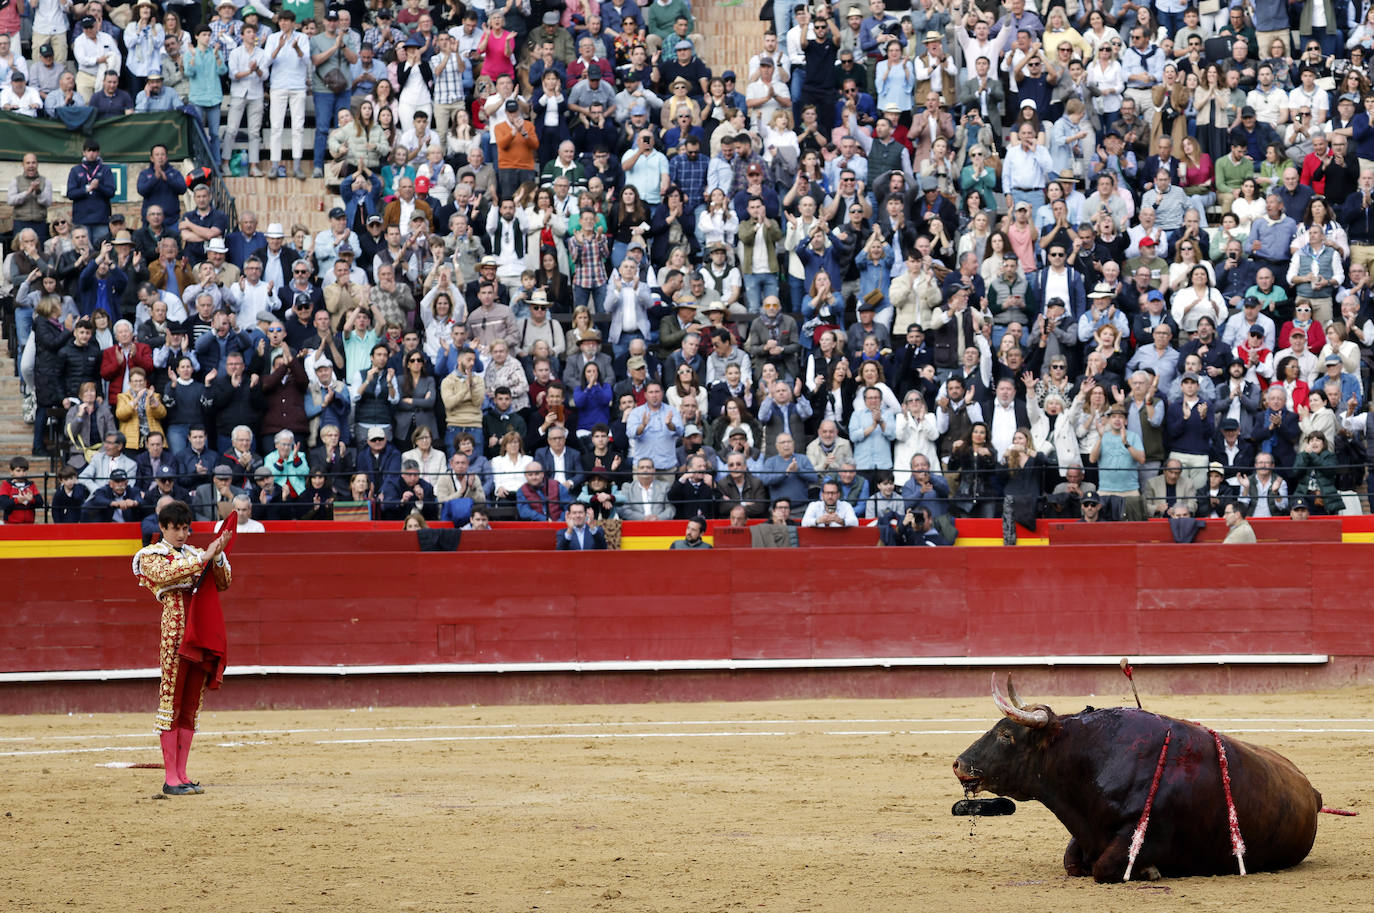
[1342,532,1374,543]
[0,539,142,559]
[618,535,715,550]
[955,537,1048,547]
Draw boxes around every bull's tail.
[1320,807,1359,816]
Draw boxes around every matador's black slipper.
[183,782,205,794]
[162,783,197,796]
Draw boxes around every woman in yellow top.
[661,76,702,128]
[1043,7,1092,61]
[113,367,167,451]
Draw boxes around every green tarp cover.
[0,111,191,162]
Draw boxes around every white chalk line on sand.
[7,716,1374,746]
[0,724,1365,760]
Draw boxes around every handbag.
[322,67,349,94]
[323,159,344,191]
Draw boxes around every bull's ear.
[992,673,1051,729]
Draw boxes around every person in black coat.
[206,352,264,450]
[380,459,438,520]
[84,470,143,522]
[309,423,357,497]
[56,318,101,404]
[1249,385,1302,476]
[667,453,721,519]
[31,301,72,455]
[139,465,192,516]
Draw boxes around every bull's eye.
[998,730,1015,745]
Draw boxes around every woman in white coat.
[1027,390,1083,477]
[893,390,941,486]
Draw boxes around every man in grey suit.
[561,329,616,387]
[1142,459,1199,517]
[617,457,677,520]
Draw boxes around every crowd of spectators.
[11,0,1374,534]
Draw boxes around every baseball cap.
[367,427,387,441]
[1325,353,1343,364]
[1181,371,1199,383]
[1243,296,1262,309]
[1081,491,1101,505]
[415,175,431,194]
[1291,497,1311,511]
[1146,289,1165,302]
[1241,105,1256,118]
[683,423,703,437]
[109,468,128,482]
[587,63,602,78]
[38,44,53,56]
[329,206,346,218]
[1220,418,1240,431]
[1138,236,1156,248]
[1208,461,1225,475]
[1248,325,1264,337]
[676,38,693,50]
[504,98,519,112]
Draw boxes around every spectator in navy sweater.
[1165,372,1214,489]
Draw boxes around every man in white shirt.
[262,9,311,180]
[226,257,279,330]
[1246,63,1290,127]
[0,71,42,116]
[72,15,121,98]
[1001,122,1053,212]
[485,198,529,287]
[954,16,1010,82]
[744,56,789,129]
[801,478,859,526]
[30,0,71,67]
[225,25,267,177]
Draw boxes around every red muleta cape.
[177,523,238,690]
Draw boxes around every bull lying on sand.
[953,675,1322,882]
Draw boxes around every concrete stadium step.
[224,176,338,235]
[695,2,770,78]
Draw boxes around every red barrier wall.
[5,542,1372,704]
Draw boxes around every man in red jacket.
[100,319,155,397]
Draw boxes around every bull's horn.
[992,674,1050,728]
[1007,676,1028,710]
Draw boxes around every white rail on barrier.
[0,654,1330,682]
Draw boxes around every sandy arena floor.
[1,688,1371,912]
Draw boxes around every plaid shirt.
[566,233,610,289]
[362,25,399,61]
[669,152,708,204]
[432,51,463,105]
[209,18,242,60]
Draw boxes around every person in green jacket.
[186,24,228,168]
[647,0,692,42]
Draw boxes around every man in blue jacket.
[135,143,186,223]
[67,138,117,247]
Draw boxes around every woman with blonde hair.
[65,380,116,467]
[1044,7,1091,59]
[113,367,166,452]
[565,305,597,355]
[1192,64,1236,161]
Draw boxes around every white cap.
[265,222,285,238]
